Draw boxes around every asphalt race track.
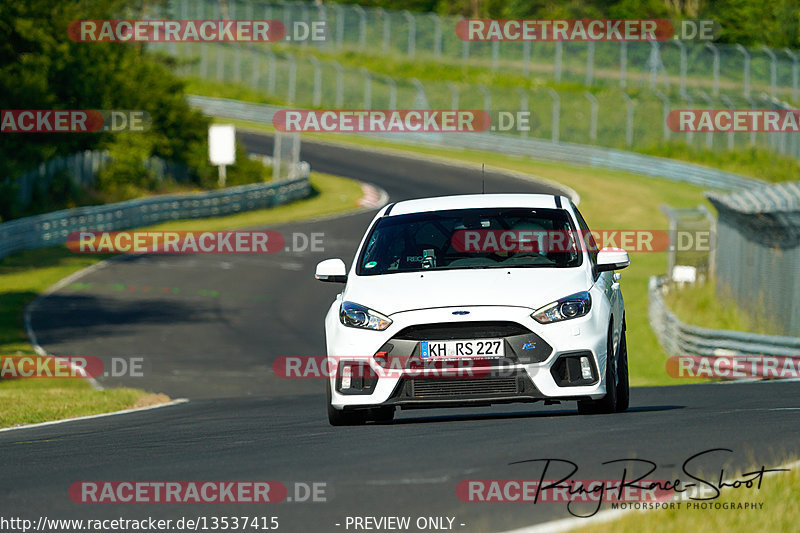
[3,133,799,532]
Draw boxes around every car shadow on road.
[387,404,685,425]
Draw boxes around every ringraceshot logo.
[666,355,800,379]
[1,110,149,133]
[273,110,491,133]
[69,481,287,503]
[456,19,719,42]
[668,109,800,132]
[66,231,324,254]
[68,20,286,42]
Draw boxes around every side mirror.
[595,248,630,273]
[315,258,347,283]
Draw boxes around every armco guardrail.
[648,275,800,359]
[0,176,310,259]
[189,95,764,192]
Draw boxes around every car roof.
[382,194,567,217]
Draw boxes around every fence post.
[554,42,563,82]
[548,88,560,143]
[267,50,277,94]
[429,13,442,59]
[516,88,528,137]
[648,41,662,88]
[250,48,259,88]
[784,49,799,103]
[335,4,345,49]
[410,78,428,108]
[676,40,687,96]
[762,46,777,99]
[586,41,595,86]
[683,92,695,146]
[478,84,491,112]
[619,41,627,88]
[310,56,322,107]
[522,41,531,76]
[362,67,372,110]
[448,82,459,110]
[353,5,367,52]
[287,53,297,104]
[653,89,670,142]
[721,95,736,151]
[584,92,598,142]
[385,76,397,109]
[459,16,470,63]
[735,44,751,99]
[491,41,499,71]
[698,91,714,149]
[745,95,757,147]
[375,8,387,52]
[706,43,720,97]
[331,60,344,107]
[403,11,416,58]
[621,92,634,148]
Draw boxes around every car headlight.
[339,301,392,331]
[531,291,591,324]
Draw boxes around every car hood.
[343,268,592,315]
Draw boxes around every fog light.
[341,365,352,389]
[580,357,592,380]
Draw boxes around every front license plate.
[420,339,504,359]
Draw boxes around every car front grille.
[394,321,530,341]
[410,377,520,397]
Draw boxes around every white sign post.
[208,124,236,187]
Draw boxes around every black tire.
[615,323,630,412]
[577,327,618,415]
[326,379,367,426]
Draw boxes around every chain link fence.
[148,1,800,160]
[706,181,800,335]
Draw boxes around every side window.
[571,205,598,266]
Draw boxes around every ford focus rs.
[315,194,630,425]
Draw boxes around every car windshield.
[357,207,582,275]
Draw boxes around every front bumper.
[326,305,610,411]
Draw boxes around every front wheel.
[577,328,620,415]
[326,379,367,426]
[614,323,629,412]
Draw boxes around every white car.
[315,194,630,425]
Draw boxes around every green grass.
[225,117,712,387]
[0,171,364,428]
[663,280,779,335]
[571,461,799,533]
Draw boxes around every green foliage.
[0,0,211,220]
